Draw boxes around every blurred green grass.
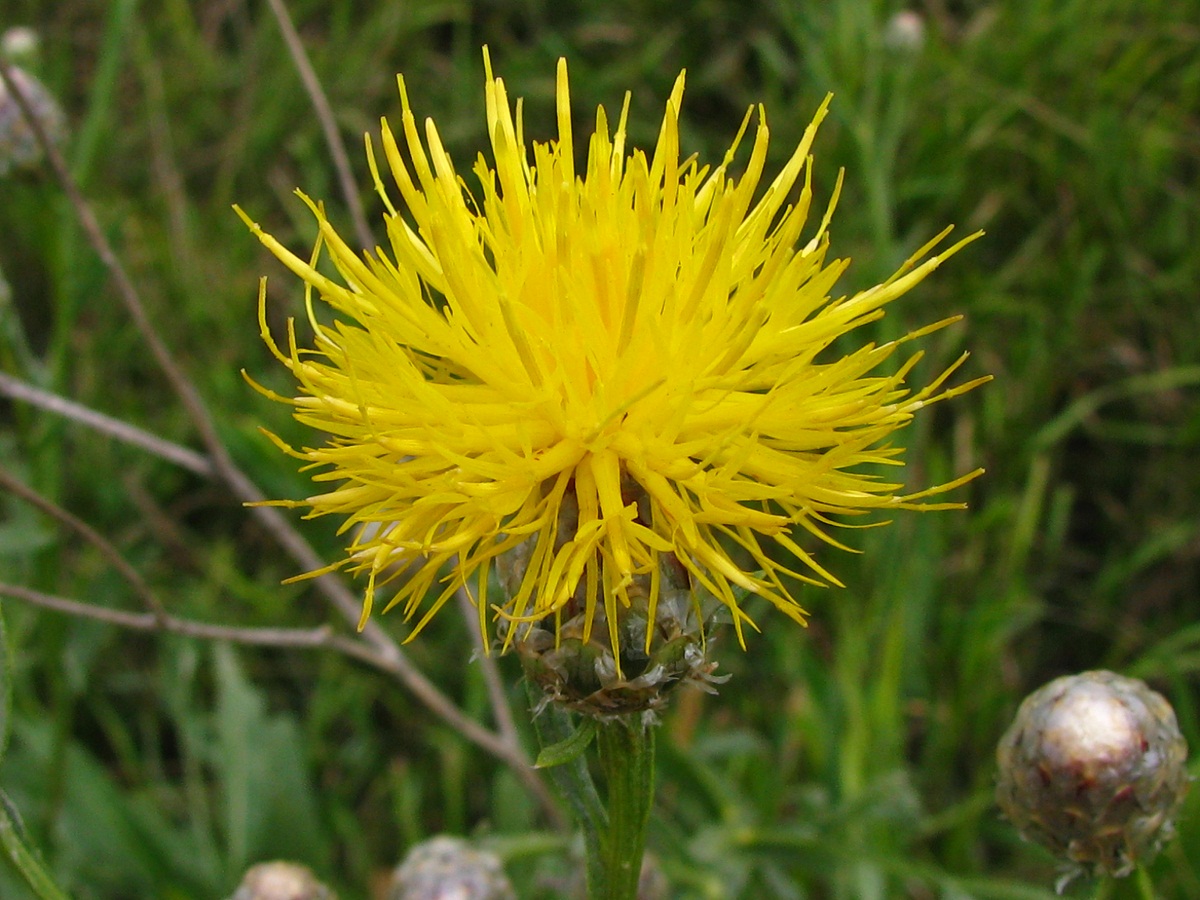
[1,0,1198,897]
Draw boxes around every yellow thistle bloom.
[239,51,987,658]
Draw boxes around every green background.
[1,0,1197,897]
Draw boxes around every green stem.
[595,717,655,900]
[524,683,607,890]
[1135,866,1157,900]
[0,793,72,900]
[525,682,656,899]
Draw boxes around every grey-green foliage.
[0,642,331,899]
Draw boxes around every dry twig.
[0,60,559,825]
[0,373,214,477]
[262,0,375,251]
[0,582,387,669]
[0,466,168,625]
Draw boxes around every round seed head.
[996,670,1189,879]
[229,861,337,900]
[1,27,40,64]
[883,11,926,52]
[388,836,516,900]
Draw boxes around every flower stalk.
[594,717,656,900]
[526,682,607,888]
[528,682,656,900]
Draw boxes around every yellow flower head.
[240,51,986,656]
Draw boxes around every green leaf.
[534,717,598,769]
[0,792,72,900]
[212,643,330,876]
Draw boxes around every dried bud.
[883,11,926,53]
[229,861,337,900]
[996,670,1189,884]
[1,27,40,65]
[388,836,516,900]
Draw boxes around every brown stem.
[262,0,375,251]
[0,466,168,625]
[0,582,381,669]
[0,60,560,825]
[0,373,214,477]
[456,586,521,749]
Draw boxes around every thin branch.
[0,582,385,670]
[0,59,381,660]
[0,364,536,787]
[0,63,233,485]
[0,578,562,824]
[262,0,375,251]
[0,373,214,477]
[457,586,522,749]
[0,381,507,748]
[454,587,565,826]
[0,465,167,624]
[0,60,558,823]
[0,56,431,741]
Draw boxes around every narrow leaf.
[0,793,72,900]
[534,717,598,769]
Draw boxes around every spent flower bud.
[996,670,1189,886]
[883,11,926,53]
[1,27,40,65]
[388,836,516,900]
[229,861,337,900]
